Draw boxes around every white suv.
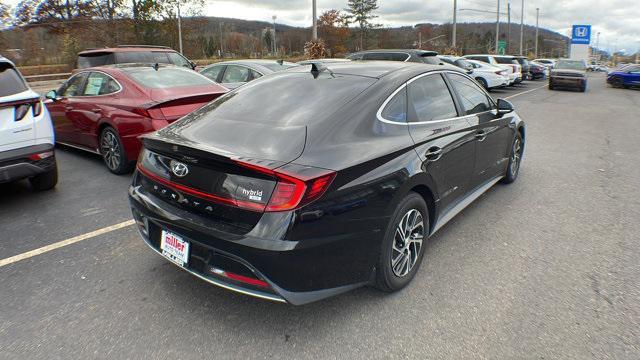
[0,57,58,190]
[463,54,523,85]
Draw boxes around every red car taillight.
[235,161,336,212]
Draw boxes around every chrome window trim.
[377,70,491,126]
[61,70,123,98]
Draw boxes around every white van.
[0,57,57,190]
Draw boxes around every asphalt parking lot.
[2,74,639,359]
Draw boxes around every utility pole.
[452,0,457,48]
[177,2,183,54]
[595,32,601,63]
[219,22,224,58]
[312,0,318,40]
[534,8,539,58]
[495,0,500,54]
[507,2,511,53]
[418,31,422,48]
[272,15,277,54]
[519,0,524,55]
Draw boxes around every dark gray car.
[549,59,587,92]
[347,49,442,65]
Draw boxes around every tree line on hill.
[0,0,573,66]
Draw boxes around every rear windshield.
[362,52,410,61]
[185,71,376,126]
[495,57,516,64]
[0,63,28,97]
[260,62,299,71]
[116,51,172,65]
[123,67,213,88]
[77,53,115,68]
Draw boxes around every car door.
[446,72,512,186]
[70,71,122,149]
[220,65,253,89]
[48,72,89,145]
[627,66,640,85]
[405,72,477,212]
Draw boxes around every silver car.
[199,60,299,90]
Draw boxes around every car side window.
[167,52,192,68]
[380,87,407,122]
[250,69,262,80]
[201,65,225,82]
[59,73,88,97]
[407,74,458,123]
[448,73,494,115]
[82,72,121,96]
[221,65,251,83]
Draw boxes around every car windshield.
[260,62,299,71]
[0,63,28,97]
[123,67,213,88]
[556,60,586,70]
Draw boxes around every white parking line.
[504,84,547,100]
[0,219,135,268]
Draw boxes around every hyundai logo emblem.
[170,160,189,177]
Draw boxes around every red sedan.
[45,64,228,174]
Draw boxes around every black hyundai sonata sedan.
[129,61,526,305]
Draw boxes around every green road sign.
[498,41,507,55]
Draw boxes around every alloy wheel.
[100,130,121,171]
[511,137,522,177]
[391,209,424,277]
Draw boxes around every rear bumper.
[550,76,586,88]
[128,178,379,305]
[0,143,55,183]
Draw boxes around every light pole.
[177,2,183,54]
[519,0,524,55]
[507,2,511,53]
[312,0,318,40]
[495,0,500,54]
[534,7,539,58]
[272,15,277,55]
[452,0,457,48]
[595,31,601,63]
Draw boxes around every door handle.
[475,130,487,141]
[425,146,442,161]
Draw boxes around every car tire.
[99,127,132,175]
[374,192,429,292]
[611,77,624,88]
[548,82,554,90]
[29,163,58,191]
[502,131,524,184]
[476,77,489,89]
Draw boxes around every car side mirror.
[45,90,59,101]
[496,99,514,116]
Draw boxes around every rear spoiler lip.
[140,90,227,110]
[140,135,289,171]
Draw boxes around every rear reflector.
[28,151,54,161]
[210,266,269,288]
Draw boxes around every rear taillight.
[28,151,54,161]
[210,267,269,288]
[14,104,30,121]
[236,161,336,212]
[132,107,151,118]
[32,101,43,117]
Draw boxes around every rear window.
[495,57,516,64]
[186,72,376,126]
[77,53,115,68]
[123,67,213,88]
[260,62,299,71]
[116,51,171,64]
[0,63,28,97]
[362,53,409,61]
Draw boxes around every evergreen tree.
[345,0,380,50]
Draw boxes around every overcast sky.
[5,0,639,53]
[203,0,639,54]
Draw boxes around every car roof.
[291,61,457,79]
[79,46,175,55]
[352,49,438,56]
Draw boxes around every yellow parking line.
[0,219,135,268]
[504,84,547,100]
